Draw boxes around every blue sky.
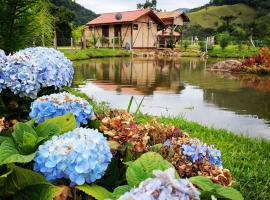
[76,0,210,13]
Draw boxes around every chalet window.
[133,24,138,30]
[114,24,122,37]
[102,25,109,38]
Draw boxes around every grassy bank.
[179,44,259,58]
[67,88,270,200]
[60,48,130,61]
[208,45,259,58]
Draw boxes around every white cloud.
[76,0,210,14]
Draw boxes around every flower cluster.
[161,136,232,186]
[182,138,222,167]
[0,50,6,92]
[30,92,94,126]
[0,47,73,98]
[119,168,200,200]
[33,128,112,185]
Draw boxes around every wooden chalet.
[156,10,190,48]
[85,9,165,49]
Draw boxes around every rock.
[211,60,242,72]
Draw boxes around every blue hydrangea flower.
[20,47,74,88]
[33,128,112,185]
[182,138,222,167]
[119,168,200,200]
[0,49,7,92]
[30,92,94,126]
[1,47,73,98]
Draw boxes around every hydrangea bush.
[33,128,112,185]
[30,92,94,126]
[182,138,222,167]
[119,168,200,200]
[0,47,73,98]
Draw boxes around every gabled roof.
[156,11,190,22]
[87,9,165,26]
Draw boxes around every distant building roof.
[87,9,165,26]
[156,11,190,22]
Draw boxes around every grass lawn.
[208,45,259,58]
[60,48,130,61]
[188,3,256,28]
[68,88,270,200]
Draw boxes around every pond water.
[72,57,270,139]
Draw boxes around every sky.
[76,0,210,14]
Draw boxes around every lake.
[72,57,270,139]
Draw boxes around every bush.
[218,32,231,50]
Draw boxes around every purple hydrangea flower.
[119,168,200,200]
[0,49,7,92]
[182,138,222,167]
[33,128,112,185]
[30,92,94,126]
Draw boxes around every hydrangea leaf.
[0,167,13,187]
[35,122,61,138]
[76,184,114,200]
[126,152,174,187]
[13,184,63,200]
[113,185,132,198]
[0,139,36,165]
[0,164,50,197]
[189,176,217,191]
[36,113,76,136]
[12,122,37,145]
[18,132,38,155]
[215,187,244,200]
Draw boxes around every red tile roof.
[87,9,165,26]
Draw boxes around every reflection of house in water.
[74,58,185,95]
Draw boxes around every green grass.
[188,3,256,28]
[208,45,259,58]
[136,114,270,200]
[68,88,270,200]
[60,48,130,61]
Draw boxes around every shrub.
[242,48,270,69]
[218,32,231,50]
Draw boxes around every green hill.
[187,3,256,28]
[50,0,97,25]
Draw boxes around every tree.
[137,0,158,10]
[0,0,54,53]
[218,31,231,50]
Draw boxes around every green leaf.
[12,122,37,145]
[36,113,76,136]
[35,122,61,138]
[0,164,50,197]
[0,167,13,187]
[76,184,114,200]
[113,185,132,198]
[189,176,217,192]
[216,187,244,200]
[0,139,36,165]
[18,132,38,155]
[13,184,63,200]
[126,152,174,187]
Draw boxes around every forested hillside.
[185,0,270,42]
[50,0,97,26]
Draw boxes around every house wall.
[132,15,158,48]
[85,15,159,48]
[174,16,184,26]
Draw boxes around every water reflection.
[73,58,270,139]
